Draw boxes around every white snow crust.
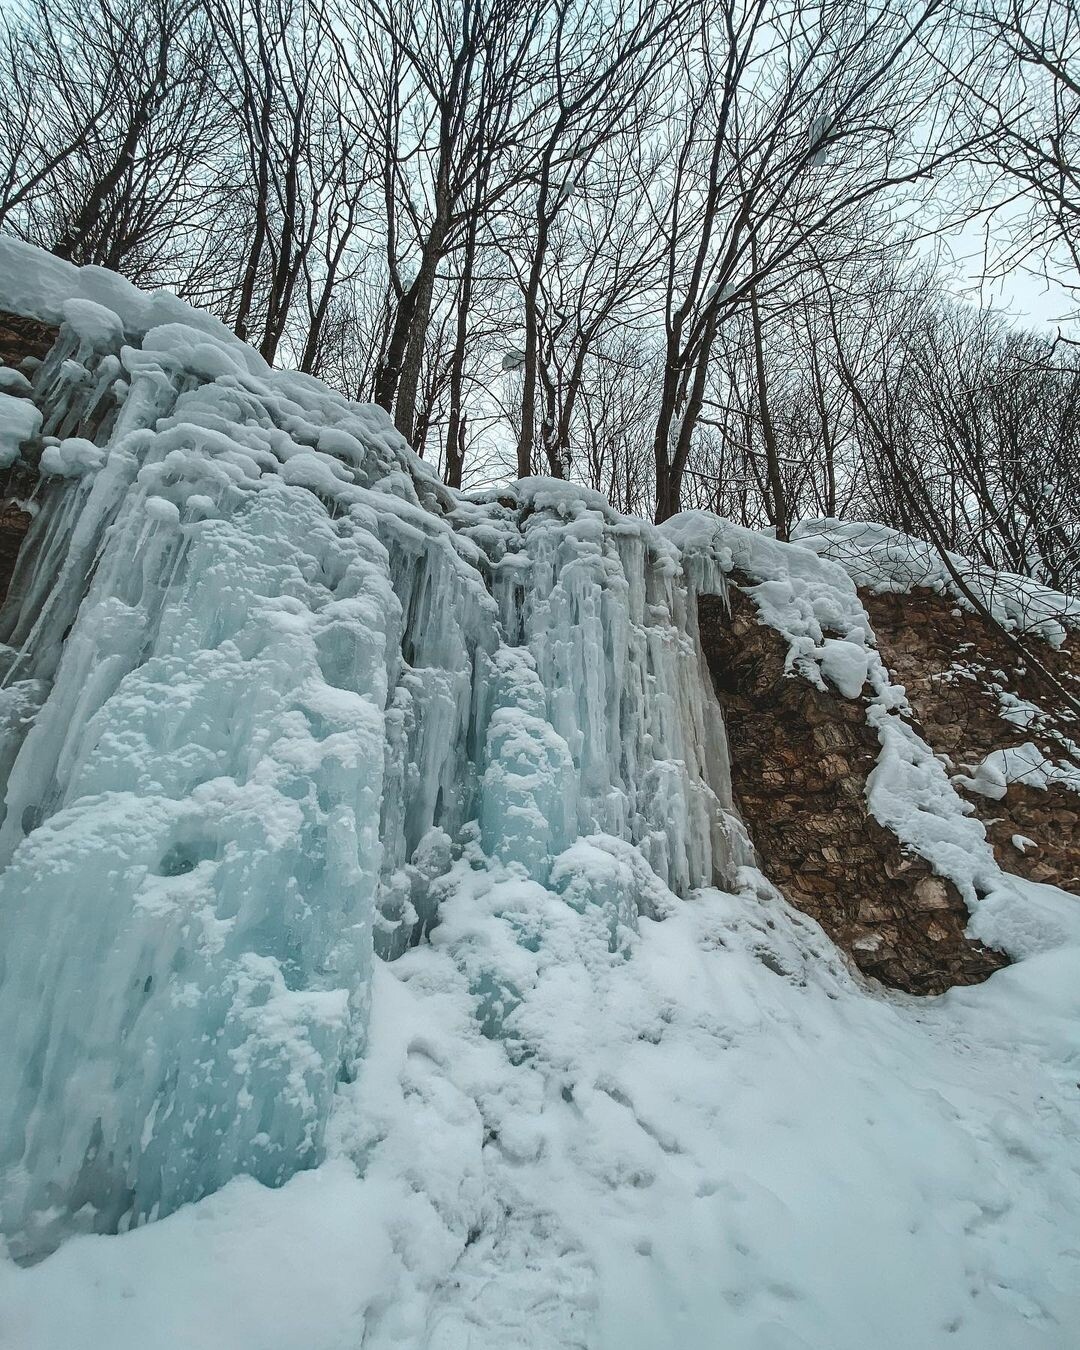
[959,741,1080,801]
[3,866,1078,1350]
[0,392,40,468]
[0,246,1078,1350]
[0,238,238,345]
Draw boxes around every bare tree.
[204,0,376,364]
[576,330,660,512]
[506,0,693,478]
[807,250,1080,593]
[0,0,227,286]
[953,0,1080,309]
[342,0,552,446]
[503,126,669,479]
[645,0,980,522]
[4,0,1071,574]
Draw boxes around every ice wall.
[0,243,745,1259]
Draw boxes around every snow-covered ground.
[0,242,1078,1349]
[3,864,1079,1350]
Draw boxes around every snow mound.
[958,741,1080,801]
[3,863,1079,1350]
[0,237,241,345]
[0,392,40,467]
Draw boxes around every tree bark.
[749,278,788,540]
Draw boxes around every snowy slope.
[792,518,1080,648]
[0,244,1078,1349]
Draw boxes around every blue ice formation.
[0,241,744,1259]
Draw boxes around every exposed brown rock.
[0,309,55,369]
[0,494,32,608]
[865,589,1080,893]
[699,587,1009,995]
[0,309,54,606]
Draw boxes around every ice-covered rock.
[0,242,747,1257]
[0,391,40,467]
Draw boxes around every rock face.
[865,590,1079,893]
[698,587,1009,995]
[0,310,53,605]
[0,309,55,369]
[0,493,32,608]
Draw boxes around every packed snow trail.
[0,241,1078,1348]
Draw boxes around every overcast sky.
[942,215,1077,335]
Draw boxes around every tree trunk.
[517,146,557,479]
[444,216,477,488]
[652,348,682,523]
[52,85,156,265]
[373,281,420,412]
[749,280,788,541]
[234,81,273,344]
[393,236,444,445]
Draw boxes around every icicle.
[0,278,747,1260]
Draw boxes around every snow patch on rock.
[793,518,1080,648]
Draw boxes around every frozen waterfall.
[0,247,747,1260]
